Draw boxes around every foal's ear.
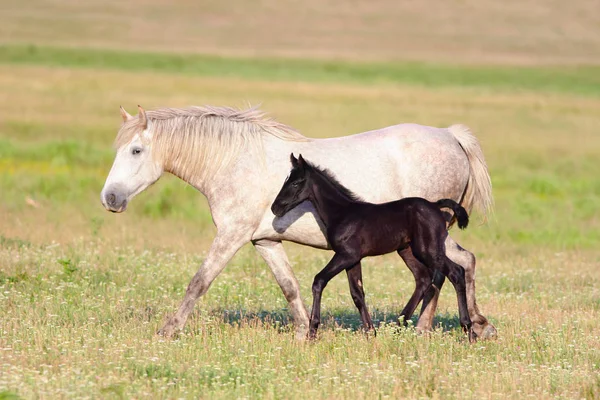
[138,105,148,130]
[297,154,306,167]
[290,153,299,168]
[119,106,133,122]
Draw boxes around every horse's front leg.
[157,231,249,337]
[253,239,310,341]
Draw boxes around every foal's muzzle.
[271,201,287,218]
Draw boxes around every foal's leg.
[411,236,473,342]
[417,236,497,340]
[445,236,497,340]
[440,256,475,342]
[346,263,375,332]
[253,239,310,341]
[310,252,359,339]
[397,248,433,326]
[416,270,445,333]
[399,248,445,332]
[157,231,249,337]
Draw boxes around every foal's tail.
[436,199,469,230]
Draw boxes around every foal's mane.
[115,105,309,183]
[303,159,364,203]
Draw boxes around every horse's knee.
[461,249,476,274]
[278,277,300,302]
[448,264,466,287]
[186,274,210,298]
[446,241,476,272]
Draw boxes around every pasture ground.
[1,1,600,398]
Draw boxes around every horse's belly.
[252,201,331,249]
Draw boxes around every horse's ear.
[120,106,133,122]
[138,105,148,130]
[297,154,306,168]
[290,153,299,168]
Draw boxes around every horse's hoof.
[157,324,178,338]
[481,324,498,340]
[295,325,309,341]
[415,326,432,335]
[472,321,497,340]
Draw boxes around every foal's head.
[271,154,311,217]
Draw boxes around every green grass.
[1,46,600,398]
[1,241,599,399]
[2,44,600,96]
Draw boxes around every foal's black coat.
[272,154,475,341]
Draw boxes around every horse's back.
[253,123,472,246]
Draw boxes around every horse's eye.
[292,181,301,187]
[132,148,142,155]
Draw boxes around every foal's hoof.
[307,329,319,342]
[467,328,478,344]
[473,322,498,340]
[363,328,377,338]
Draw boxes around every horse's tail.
[447,124,493,222]
[436,199,469,230]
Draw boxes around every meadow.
[1,1,600,399]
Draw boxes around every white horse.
[101,105,496,340]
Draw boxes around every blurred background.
[0,0,598,251]
[1,1,600,398]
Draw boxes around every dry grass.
[0,6,600,394]
[1,0,600,65]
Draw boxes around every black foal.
[271,154,475,342]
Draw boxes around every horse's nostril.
[107,193,116,206]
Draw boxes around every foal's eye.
[292,181,301,188]
[131,148,142,155]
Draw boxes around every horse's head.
[100,106,163,213]
[271,153,311,217]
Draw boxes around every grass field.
[1,1,600,399]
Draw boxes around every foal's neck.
[308,170,356,228]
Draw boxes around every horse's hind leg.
[397,248,433,326]
[346,263,375,333]
[445,236,497,340]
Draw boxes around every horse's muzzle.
[101,189,128,213]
